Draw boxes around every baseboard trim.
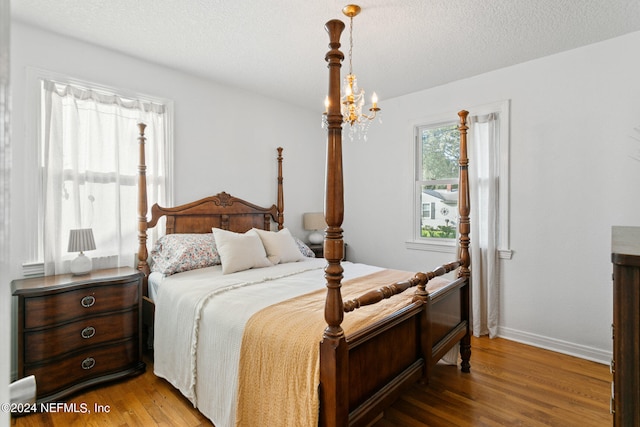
[496,326,611,365]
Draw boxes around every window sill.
[22,262,45,278]
[498,249,513,259]
[406,242,514,259]
[405,240,457,254]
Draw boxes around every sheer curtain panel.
[42,80,168,275]
[469,113,500,337]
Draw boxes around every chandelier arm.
[362,108,380,121]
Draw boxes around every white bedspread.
[153,258,383,427]
[147,271,164,301]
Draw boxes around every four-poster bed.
[135,18,470,427]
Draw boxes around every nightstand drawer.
[25,341,139,398]
[24,309,138,364]
[24,280,139,329]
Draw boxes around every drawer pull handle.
[81,326,96,339]
[80,295,95,308]
[81,357,95,370]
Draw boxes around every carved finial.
[325,19,346,54]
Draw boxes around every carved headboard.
[136,126,284,276]
[147,191,280,235]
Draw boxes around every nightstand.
[12,267,146,403]
[308,243,347,260]
[308,244,324,258]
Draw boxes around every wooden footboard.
[345,302,425,426]
[319,274,470,427]
[424,277,471,379]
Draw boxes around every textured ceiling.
[11,0,640,110]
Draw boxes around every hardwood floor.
[11,336,611,426]
[372,337,611,427]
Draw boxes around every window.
[415,121,460,244]
[422,202,434,220]
[26,70,173,276]
[408,102,511,258]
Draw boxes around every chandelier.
[322,4,381,141]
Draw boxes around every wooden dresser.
[12,267,146,403]
[611,226,640,426]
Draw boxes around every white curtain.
[42,80,167,275]
[469,113,499,337]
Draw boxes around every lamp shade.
[303,212,326,231]
[68,228,96,253]
[303,213,326,245]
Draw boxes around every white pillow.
[253,228,306,264]
[212,228,273,274]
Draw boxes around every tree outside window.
[416,122,459,240]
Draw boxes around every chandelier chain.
[348,16,354,75]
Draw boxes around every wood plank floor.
[11,336,611,426]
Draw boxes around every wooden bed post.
[319,18,348,427]
[456,110,472,373]
[276,146,284,230]
[137,123,150,277]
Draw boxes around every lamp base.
[308,231,324,245]
[70,252,92,275]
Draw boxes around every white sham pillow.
[253,228,306,264]
[212,228,273,274]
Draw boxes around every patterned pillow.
[150,233,220,275]
[295,238,316,258]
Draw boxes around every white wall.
[343,31,640,362]
[0,1,10,425]
[8,22,326,374]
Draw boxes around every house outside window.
[416,121,460,242]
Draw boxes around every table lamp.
[68,228,96,275]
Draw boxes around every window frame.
[407,101,512,258]
[409,113,460,253]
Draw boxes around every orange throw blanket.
[236,269,450,427]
